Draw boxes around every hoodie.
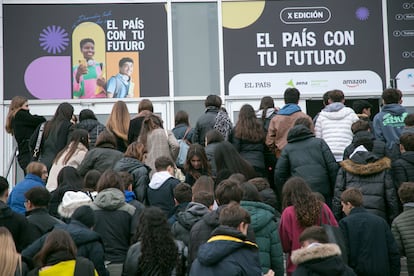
[91,188,136,263]
[373,103,408,152]
[147,171,180,215]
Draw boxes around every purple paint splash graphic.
[356,7,370,21]
[39,25,69,54]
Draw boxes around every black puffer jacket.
[76,119,105,149]
[229,129,265,170]
[78,143,123,177]
[192,106,219,145]
[343,130,387,160]
[122,240,187,276]
[291,243,356,276]
[392,151,414,189]
[276,125,339,201]
[333,151,399,222]
[113,157,151,203]
[188,205,256,266]
[22,220,109,276]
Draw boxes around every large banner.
[4,4,169,100]
[388,0,414,92]
[222,0,386,96]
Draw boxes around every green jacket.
[392,204,414,275]
[240,200,284,275]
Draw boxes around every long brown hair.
[34,229,77,267]
[44,102,74,138]
[106,101,130,142]
[0,227,22,276]
[282,177,322,228]
[259,96,275,120]
[234,104,265,142]
[53,129,89,165]
[5,96,28,134]
[124,141,146,162]
[184,144,211,180]
[138,114,163,147]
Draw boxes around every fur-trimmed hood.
[340,155,391,175]
[291,243,341,265]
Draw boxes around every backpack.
[176,127,191,168]
[214,108,233,140]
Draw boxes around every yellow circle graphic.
[222,1,266,29]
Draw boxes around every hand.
[75,61,88,83]
[96,77,106,88]
[263,269,274,276]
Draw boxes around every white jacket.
[315,104,359,162]
[46,143,88,192]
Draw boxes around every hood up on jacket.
[93,188,126,210]
[148,171,174,189]
[340,150,391,175]
[196,225,258,266]
[287,125,315,143]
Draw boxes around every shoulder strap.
[182,127,191,140]
[33,122,46,157]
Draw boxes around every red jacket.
[278,203,338,275]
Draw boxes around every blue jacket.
[339,207,400,276]
[373,104,407,157]
[190,225,262,276]
[8,174,44,214]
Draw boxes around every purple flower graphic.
[39,25,69,54]
[356,7,370,21]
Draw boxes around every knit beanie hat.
[71,205,96,228]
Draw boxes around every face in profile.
[81,42,95,60]
[120,61,133,77]
[21,101,29,111]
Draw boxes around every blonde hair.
[0,227,21,276]
[106,101,130,142]
[5,96,28,134]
